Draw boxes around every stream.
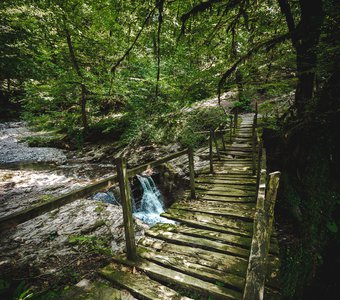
[0,121,173,285]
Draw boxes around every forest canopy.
[1,0,300,146]
[1,1,339,299]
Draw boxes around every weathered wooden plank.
[212,170,254,176]
[183,192,256,203]
[149,223,252,248]
[100,264,192,300]
[195,178,256,186]
[195,183,256,191]
[138,236,248,277]
[219,151,253,156]
[212,162,253,168]
[146,227,250,258]
[138,246,245,291]
[173,199,255,210]
[172,201,255,220]
[136,260,242,300]
[223,147,253,152]
[194,189,256,198]
[198,174,256,180]
[161,209,253,237]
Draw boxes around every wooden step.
[195,182,256,191]
[134,259,242,300]
[223,147,253,152]
[198,174,256,180]
[195,177,256,186]
[212,162,253,168]
[219,152,253,157]
[145,227,249,258]
[100,264,192,300]
[194,188,256,198]
[138,246,245,291]
[184,191,255,203]
[212,170,254,176]
[161,209,253,237]
[172,200,255,220]
[138,236,248,277]
[146,225,250,258]
[148,223,252,248]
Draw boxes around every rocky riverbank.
[0,120,211,299]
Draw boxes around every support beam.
[209,129,214,174]
[116,157,137,261]
[229,115,233,142]
[252,116,257,176]
[188,147,196,199]
[212,129,221,160]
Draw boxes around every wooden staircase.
[100,115,281,300]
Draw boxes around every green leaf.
[327,221,338,233]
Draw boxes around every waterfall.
[92,175,173,225]
[134,175,173,225]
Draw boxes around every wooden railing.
[243,108,281,300]
[0,109,237,262]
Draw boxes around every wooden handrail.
[1,114,228,242]
[0,149,191,232]
[243,136,281,300]
[0,174,118,232]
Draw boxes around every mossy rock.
[60,279,135,300]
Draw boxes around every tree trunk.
[294,0,324,116]
[277,0,324,116]
[65,29,88,132]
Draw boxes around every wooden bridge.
[0,111,281,300]
[100,114,281,300]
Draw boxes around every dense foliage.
[1,0,297,145]
[1,0,339,299]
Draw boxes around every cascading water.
[133,175,173,225]
[91,175,173,225]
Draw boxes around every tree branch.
[111,4,158,73]
[180,0,225,35]
[218,33,290,103]
[277,0,298,48]
[155,0,164,98]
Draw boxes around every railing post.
[252,115,257,176]
[221,130,226,151]
[255,139,263,196]
[188,147,196,199]
[233,107,238,134]
[209,129,214,173]
[116,157,137,261]
[212,129,221,160]
[229,115,233,142]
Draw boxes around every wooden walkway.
[100,115,281,300]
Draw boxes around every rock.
[61,279,137,300]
